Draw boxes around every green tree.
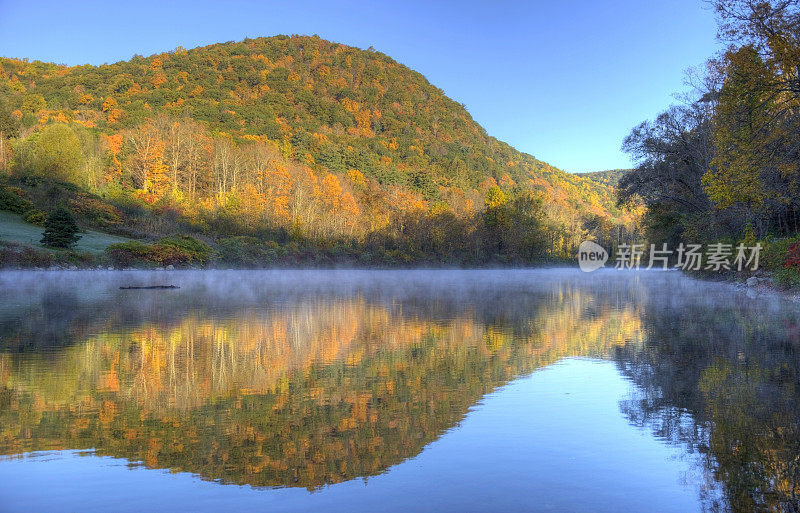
[506,192,546,260]
[0,97,18,173]
[13,123,84,183]
[21,93,46,114]
[0,96,19,139]
[40,207,81,249]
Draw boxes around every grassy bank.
[0,211,130,253]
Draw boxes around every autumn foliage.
[0,35,638,264]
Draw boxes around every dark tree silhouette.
[40,206,81,249]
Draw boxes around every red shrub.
[783,240,800,270]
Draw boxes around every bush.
[0,243,55,268]
[783,239,800,269]
[106,241,154,267]
[155,235,211,264]
[68,196,123,227]
[57,250,97,267]
[147,244,194,266]
[22,209,46,226]
[0,186,34,214]
[104,187,149,219]
[216,236,283,267]
[775,267,800,290]
[760,237,795,271]
[19,175,44,187]
[106,240,149,263]
[106,236,210,267]
[772,238,800,290]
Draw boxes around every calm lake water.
[0,269,798,512]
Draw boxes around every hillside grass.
[0,210,130,253]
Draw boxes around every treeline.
[0,35,638,266]
[0,115,559,265]
[619,0,800,280]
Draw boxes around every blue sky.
[0,0,721,172]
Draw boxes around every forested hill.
[576,170,629,188]
[0,35,637,265]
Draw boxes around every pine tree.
[40,207,81,249]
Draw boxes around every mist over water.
[0,269,797,512]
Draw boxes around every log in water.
[119,285,180,290]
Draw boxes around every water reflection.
[0,270,798,512]
[613,279,800,512]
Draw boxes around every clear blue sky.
[0,0,720,172]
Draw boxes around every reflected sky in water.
[0,269,797,512]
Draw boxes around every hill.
[0,35,638,266]
[575,169,630,189]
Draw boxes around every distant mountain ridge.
[576,169,630,188]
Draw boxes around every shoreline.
[728,274,800,304]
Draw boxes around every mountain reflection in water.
[0,269,797,512]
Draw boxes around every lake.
[0,269,797,512]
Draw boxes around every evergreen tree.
[40,207,81,249]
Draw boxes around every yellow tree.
[101,133,123,184]
[126,121,165,193]
[703,47,780,222]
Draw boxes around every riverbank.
[729,270,800,304]
[673,235,800,301]
[680,264,800,306]
[0,239,572,271]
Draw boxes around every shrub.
[41,207,81,249]
[105,188,149,219]
[0,245,18,268]
[22,209,46,226]
[773,238,800,288]
[216,236,283,267]
[106,241,152,267]
[784,239,800,270]
[0,186,34,214]
[68,196,123,227]
[0,243,55,268]
[106,236,211,267]
[155,236,211,264]
[146,244,194,266]
[775,267,800,290]
[760,237,795,271]
[57,250,97,267]
[17,246,55,267]
[19,175,44,187]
